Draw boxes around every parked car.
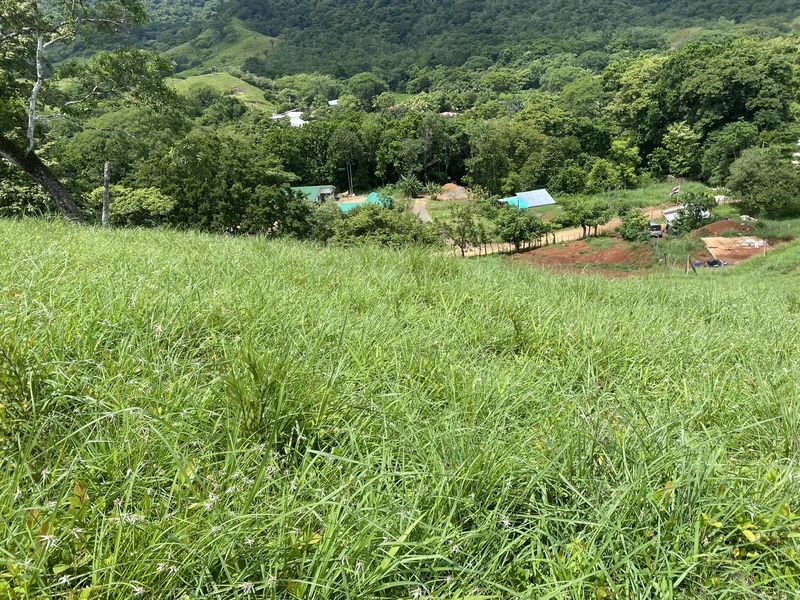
[649,221,663,238]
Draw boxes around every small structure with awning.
[292,185,336,203]
[500,189,556,209]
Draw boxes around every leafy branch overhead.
[0,0,174,221]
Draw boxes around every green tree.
[464,123,511,195]
[727,148,800,217]
[346,72,388,109]
[327,128,364,196]
[609,138,641,187]
[662,121,702,177]
[672,191,716,234]
[331,204,439,247]
[619,210,650,241]
[88,185,175,227]
[132,130,311,235]
[701,121,759,185]
[396,174,423,199]
[0,0,174,221]
[440,202,479,256]
[548,161,586,194]
[563,198,614,237]
[585,159,622,194]
[493,207,546,252]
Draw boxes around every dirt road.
[413,198,433,223]
[459,217,623,257]
[455,201,678,257]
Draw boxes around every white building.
[271,110,306,127]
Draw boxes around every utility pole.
[102,160,110,228]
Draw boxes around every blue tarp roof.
[337,192,392,213]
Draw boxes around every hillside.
[142,0,800,75]
[2,219,800,596]
[167,72,275,111]
[164,19,278,76]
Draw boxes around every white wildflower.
[133,585,145,595]
[355,560,364,573]
[39,534,58,549]
[168,565,178,575]
[70,527,84,538]
[239,582,255,594]
[450,543,461,554]
[411,586,425,598]
[14,488,22,501]
[500,515,511,528]
[47,500,57,509]
[114,498,123,508]
[40,468,50,481]
[57,575,70,585]
[244,538,254,547]
[156,563,166,572]
[267,575,277,588]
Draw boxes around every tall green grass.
[1,219,799,598]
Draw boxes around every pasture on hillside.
[1,219,800,598]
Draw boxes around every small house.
[271,109,306,127]
[662,205,711,224]
[292,185,336,203]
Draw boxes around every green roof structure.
[292,185,335,202]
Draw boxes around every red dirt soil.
[701,236,767,264]
[509,238,654,276]
[691,220,752,236]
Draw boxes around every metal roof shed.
[500,189,557,209]
[515,189,556,208]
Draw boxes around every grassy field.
[166,20,278,78]
[167,73,275,113]
[2,219,800,598]
[584,181,711,211]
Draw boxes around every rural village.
[4,0,800,598]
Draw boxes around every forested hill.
[143,0,800,75]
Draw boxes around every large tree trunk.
[0,135,84,223]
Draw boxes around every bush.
[331,204,440,248]
[619,210,651,241]
[727,148,800,217]
[671,191,716,234]
[88,185,175,227]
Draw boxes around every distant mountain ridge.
[143,0,800,76]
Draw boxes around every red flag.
[670,185,681,196]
